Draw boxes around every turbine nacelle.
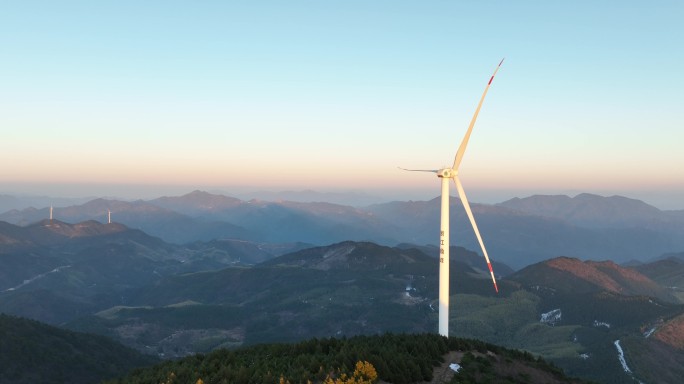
[437,168,457,179]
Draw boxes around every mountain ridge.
[2,190,684,269]
[498,193,681,229]
[509,256,677,302]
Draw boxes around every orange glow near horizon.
[3,161,682,194]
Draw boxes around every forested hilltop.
[107,333,593,384]
[0,314,156,384]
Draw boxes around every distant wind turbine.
[50,205,53,221]
[401,59,503,337]
[108,209,111,224]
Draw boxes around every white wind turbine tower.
[402,59,503,337]
[107,209,111,224]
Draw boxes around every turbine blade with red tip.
[454,176,499,293]
[452,58,504,171]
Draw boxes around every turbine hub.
[437,168,456,178]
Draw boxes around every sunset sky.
[2,1,683,208]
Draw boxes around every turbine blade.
[398,167,439,173]
[452,58,504,170]
[454,176,499,293]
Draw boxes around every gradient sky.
[2,1,683,208]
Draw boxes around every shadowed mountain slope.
[0,314,156,384]
[66,241,512,354]
[194,198,401,245]
[396,243,516,277]
[634,257,684,287]
[634,257,684,302]
[260,241,433,272]
[0,220,174,291]
[183,238,312,267]
[0,220,188,324]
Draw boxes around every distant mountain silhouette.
[0,198,252,244]
[0,194,92,214]
[150,190,242,215]
[659,251,684,262]
[188,197,401,245]
[3,191,684,268]
[368,196,684,268]
[236,188,386,206]
[498,193,682,229]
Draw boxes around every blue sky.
[1,1,683,208]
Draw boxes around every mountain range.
[2,214,683,382]
[2,190,684,269]
[498,193,684,230]
[2,190,684,383]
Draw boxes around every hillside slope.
[633,257,684,302]
[66,241,509,356]
[0,314,156,384]
[508,256,677,302]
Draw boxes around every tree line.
[107,333,588,384]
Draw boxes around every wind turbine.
[402,59,503,337]
[107,209,111,224]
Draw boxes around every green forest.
[107,333,592,384]
[0,314,155,384]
